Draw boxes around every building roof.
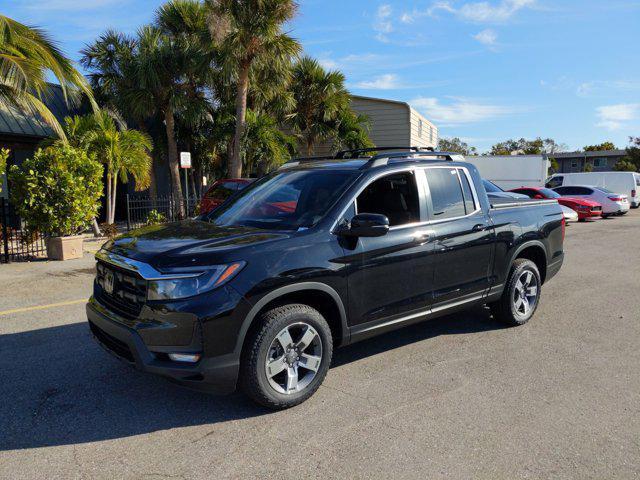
[0,84,78,139]
[552,150,627,158]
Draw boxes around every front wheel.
[490,259,541,326]
[240,304,333,409]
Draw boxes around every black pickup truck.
[87,148,565,409]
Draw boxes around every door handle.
[472,224,486,232]
[413,230,434,242]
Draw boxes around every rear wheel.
[490,259,541,326]
[240,304,333,409]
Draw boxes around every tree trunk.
[164,108,185,218]
[139,123,157,201]
[109,174,118,224]
[230,62,250,178]
[106,172,112,225]
[306,137,313,156]
[92,218,101,237]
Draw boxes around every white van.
[546,171,640,208]
[465,155,549,190]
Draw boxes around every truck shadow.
[0,306,504,451]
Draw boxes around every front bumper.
[87,299,240,394]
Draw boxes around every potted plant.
[9,145,103,260]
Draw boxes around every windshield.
[482,179,503,193]
[539,188,561,198]
[201,170,358,230]
[594,187,614,194]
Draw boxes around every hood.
[558,196,601,207]
[105,220,292,269]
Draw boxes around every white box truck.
[464,155,550,190]
[545,171,640,208]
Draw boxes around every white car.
[552,185,630,217]
[560,204,579,223]
[546,172,640,208]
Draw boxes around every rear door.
[425,166,495,309]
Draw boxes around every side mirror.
[339,213,389,238]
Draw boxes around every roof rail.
[279,155,340,170]
[363,151,466,168]
[335,146,434,159]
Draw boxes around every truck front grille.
[95,261,147,319]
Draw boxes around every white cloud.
[406,0,534,24]
[458,0,535,22]
[596,103,640,131]
[373,4,394,42]
[410,97,520,125]
[473,28,498,46]
[318,57,339,70]
[356,74,401,90]
[578,80,640,97]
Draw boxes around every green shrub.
[145,209,166,226]
[9,145,103,237]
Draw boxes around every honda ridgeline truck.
[87,148,565,409]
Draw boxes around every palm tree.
[288,56,351,155]
[62,112,152,224]
[242,109,295,175]
[206,0,300,178]
[0,14,95,140]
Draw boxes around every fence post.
[126,194,131,231]
[1,198,9,263]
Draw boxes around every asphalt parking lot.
[1,212,639,479]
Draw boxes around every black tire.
[490,258,541,326]
[240,304,333,409]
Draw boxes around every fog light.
[168,353,201,363]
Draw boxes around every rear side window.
[205,182,238,200]
[356,172,420,226]
[426,168,466,219]
[458,170,476,214]
[635,175,640,187]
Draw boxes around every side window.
[356,172,420,227]
[458,169,476,214]
[546,176,563,188]
[576,187,593,195]
[426,168,466,219]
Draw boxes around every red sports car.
[199,178,254,214]
[509,187,603,221]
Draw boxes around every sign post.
[180,152,192,214]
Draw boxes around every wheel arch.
[511,241,548,284]
[234,282,349,358]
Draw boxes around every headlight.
[147,262,245,300]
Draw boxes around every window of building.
[593,158,607,167]
[429,126,434,143]
[426,168,467,220]
[418,119,423,138]
[356,172,420,226]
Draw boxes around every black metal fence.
[0,197,48,263]
[126,194,201,231]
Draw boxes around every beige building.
[310,95,438,156]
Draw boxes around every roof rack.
[277,147,465,170]
[363,151,466,168]
[335,146,434,159]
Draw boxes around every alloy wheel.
[513,270,539,317]
[265,322,323,395]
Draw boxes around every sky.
[2,0,640,152]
